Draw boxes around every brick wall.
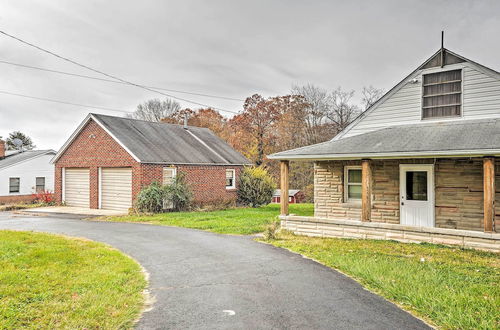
[314,158,498,232]
[55,119,243,208]
[0,194,36,205]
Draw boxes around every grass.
[0,230,147,329]
[104,203,314,235]
[264,232,500,330]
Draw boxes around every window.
[344,166,362,201]
[36,177,45,192]
[422,69,462,119]
[405,171,428,201]
[226,169,235,189]
[163,167,177,185]
[9,178,20,193]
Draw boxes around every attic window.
[422,69,462,119]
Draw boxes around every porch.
[278,158,500,252]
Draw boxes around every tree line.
[130,84,384,201]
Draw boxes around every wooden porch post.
[483,157,495,232]
[280,160,289,216]
[361,159,372,222]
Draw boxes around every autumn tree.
[130,98,181,122]
[188,108,227,138]
[6,131,35,150]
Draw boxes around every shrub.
[135,173,193,213]
[263,220,280,240]
[32,190,55,205]
[237,166,276,207]
[163,172,193,212]
[135,182,165,213]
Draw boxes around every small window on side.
[226,169,235,189]
[36,177,45,192]
[163,167,177,185]
[344,166,362,201]
[9,178,20,193]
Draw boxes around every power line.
[0,90,132,113]
[0,59,245,102]
[0,30,240,115]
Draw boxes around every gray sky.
[0,0,499,149]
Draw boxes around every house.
[0,140,55,204]
[52,113,251,211]
[272,189,304,204]
[269,48,500,251]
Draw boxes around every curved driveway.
[0,212,429,330]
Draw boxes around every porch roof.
[268,118,500,160]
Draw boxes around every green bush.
[163,172,193,212]
[237,166,276,207]
[135,173,193,213]
[135,182,165,213]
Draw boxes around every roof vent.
[183,113,188,129]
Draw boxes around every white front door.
[400,164,434,227]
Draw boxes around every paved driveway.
[0,212,430,330]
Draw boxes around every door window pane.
[406,171,427,201]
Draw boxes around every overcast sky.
[0,0,499,149]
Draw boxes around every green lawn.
[105,203,313,235]
[264,232,500,330]
[0,231,146,329]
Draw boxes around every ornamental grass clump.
[237,166,276,207]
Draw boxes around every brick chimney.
[0,139,5,158]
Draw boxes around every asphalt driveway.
[0,212,430,330]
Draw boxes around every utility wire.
[0,90,132,113]
[0,30,240,115]
[0,59,245,102]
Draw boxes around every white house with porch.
[269,48,500,252]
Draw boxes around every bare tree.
[361,85,385,110]
[129,98,181,122]
[291,84,333,145]
[327,87,361,133]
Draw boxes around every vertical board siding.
[343,63,500,138]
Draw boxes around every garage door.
[101,167,132,211]
[64,168,90,207]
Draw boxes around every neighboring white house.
[0,140,55,204]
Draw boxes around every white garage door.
[64,168,90,207]
[100,167,132,211]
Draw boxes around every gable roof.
[0,150,56,170]
[268,118,500,160]
[53,113,251,165]
[273,189,301,197]
[334,48,500,141]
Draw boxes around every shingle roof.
[273,189,301,197]
[92,114,251,165]
[268,119,500,160]
[0,150,56,170]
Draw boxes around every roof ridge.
[91,113,207,130]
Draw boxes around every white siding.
[342,63,500,138]
[0,154,54,196]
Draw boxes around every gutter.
[267,149,500,161]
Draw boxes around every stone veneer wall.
[313,158,499,232]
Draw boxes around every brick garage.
[53,114,250,211]
[313,158,500,232]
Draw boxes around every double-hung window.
[163,167,177,185]
[226,169,235,189]
[344,166,361,201]
[9,178,20,193]
[422,69,462,119]
[36,177,45,192]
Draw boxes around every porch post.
[483,157,495,232]
[280,160,289,216]
[361,159,372,222]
